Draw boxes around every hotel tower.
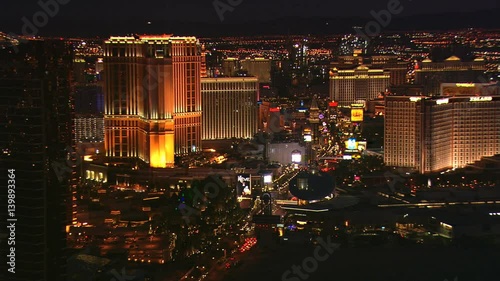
[201,77,259,140]
[384,95,500,173]
[103,35,202,168]
[329,65,390,106]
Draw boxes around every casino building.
[414,56,486,96]
[329,65,390,106]
[103,35,202,168]
[201,76,259,140]
[384,95,500,173]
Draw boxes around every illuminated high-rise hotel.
[384,95,500,173]
[103,35,202,168]
[201,77,259,140]
[329,65,390,106]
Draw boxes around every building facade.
[103,35,202,168]
[222,57,239,76]
[415,56,486,96]
[0,39,74,281]
[201,77,259,140]
[370,55,408,86]
[329,65,390,106]
[240,57,272,83]
[267,142,306,165]
[384,95,500,173]
[440,82,500,97]
[331,55,408,86]
[75,116,105,142]
[75,85,105,143]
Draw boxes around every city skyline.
[1,3,500,280]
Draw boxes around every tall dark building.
[0,39,74,281]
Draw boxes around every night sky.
[0,0,498,36]
[1,0,497,22]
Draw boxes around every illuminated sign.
[263,175,273,184]
[329,101,338,107]
[351,108,363,122]
[456,83,475,87]
[237,174,252,196]
[436,98,449,105]
[304,135,312,142]
[291,151,302,163]
[343,155,352,160]
[470,96,492,102]
[409,97,422,102]
[319,114,325,119]
[351,104,364,108]
[270,107,280,112]
[346,138,358,150]
[275,200,298,205]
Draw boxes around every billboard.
[237,174,251,196]
[291,151,302,163]
[275,200,298,205]
[345,138,358,150]
[329,101,338,107]
[263,174,273,184]
[351,108,363,122]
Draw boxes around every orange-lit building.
[103,35,202,168]
[384,95,500,173]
